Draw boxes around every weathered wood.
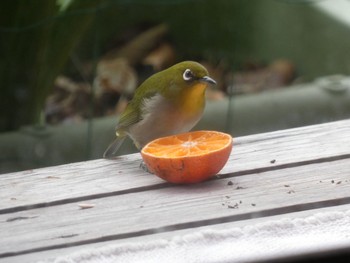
[1,158,350,258]
[1,119,350,262]
[1,119,350,213]
[5,203,350,263]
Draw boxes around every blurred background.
[1,0,350,174]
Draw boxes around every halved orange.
[141,130,233,184]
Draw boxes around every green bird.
[103,61,216,158]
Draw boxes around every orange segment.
[141,130,233,184]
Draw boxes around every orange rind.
[141,130,233,184]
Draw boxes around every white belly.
[128,94,204,148]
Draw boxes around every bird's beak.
[200,76,216,85]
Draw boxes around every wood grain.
[1,158,350,257]
[5,203,350,263]
[1,119,350,261]
[1,119,350,213]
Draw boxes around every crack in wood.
[58,234,79,239]
[2,196,350,259]
[234,133,292,145]
[1,153,350,216]
[219,153,350,179]
[0,183,170,215]
[6,216,38,222]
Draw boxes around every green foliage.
[0,0,98,131]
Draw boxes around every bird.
[103,61,216,158]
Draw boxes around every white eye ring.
[183,69,193,81]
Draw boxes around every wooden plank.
[1,158,350,258]
[5,203,350,263]
[1,119,350,213]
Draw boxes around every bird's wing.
[116,105,140,130]
[116,88,159,131]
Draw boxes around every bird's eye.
[183,69,194,81]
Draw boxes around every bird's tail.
[103,136,127,159]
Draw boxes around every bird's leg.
[139,161,153,174]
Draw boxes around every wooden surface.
[1,119,350,262]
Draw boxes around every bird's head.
[159,61,216,100]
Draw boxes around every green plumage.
[103,61,216,158]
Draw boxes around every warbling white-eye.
[103,61,216,158]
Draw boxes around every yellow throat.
[177,83,206,116]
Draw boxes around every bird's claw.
[140,161,153,174]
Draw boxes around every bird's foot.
[140,161,153,174]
